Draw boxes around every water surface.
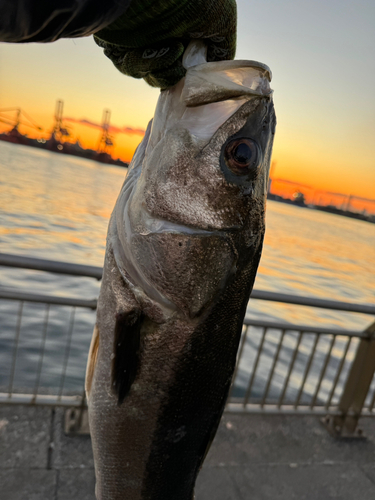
[1,142,374,398]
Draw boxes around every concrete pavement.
[1,405,375,499]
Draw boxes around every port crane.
[96,109,114,155]
[49,100,70,148]
[0,107,43,146]
[0,107,43,137]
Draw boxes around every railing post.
[64,390,90,435]
[323,321,375,437]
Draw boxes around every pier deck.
[1,405,375,499]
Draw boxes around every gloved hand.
[94,0,237,89]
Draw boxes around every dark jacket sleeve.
[0,0,132,42]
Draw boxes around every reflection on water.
[0,301,94,393]
[0,143,123,264]
[231,326,361,405]
[252,200,375,331]
[1,142,374,395]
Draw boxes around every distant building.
[292,191,306,206]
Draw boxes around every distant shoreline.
[0,131,128,169]
[268,193,375,224]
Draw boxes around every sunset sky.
[0,0,374,209]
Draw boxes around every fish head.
[111,57,276,320]
[141,94,275,231]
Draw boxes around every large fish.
[86,42,276,500]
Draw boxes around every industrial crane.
[0,107,43,145]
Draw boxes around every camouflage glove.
[94,0,237,89]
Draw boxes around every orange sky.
[0,0,374,209]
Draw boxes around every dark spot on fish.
[112,310,144,405]
[165,425,187,443]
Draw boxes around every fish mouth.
[181,40,272,107]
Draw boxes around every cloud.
[64,117,145,136]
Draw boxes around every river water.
[0,142,374,400]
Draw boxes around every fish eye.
[224,138,260,176]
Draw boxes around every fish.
[85,42,276,500]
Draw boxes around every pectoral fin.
[112,310,143,406]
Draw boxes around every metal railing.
[1,252,374,437]
[228,319,375,431]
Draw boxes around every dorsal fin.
[112,310,143,405]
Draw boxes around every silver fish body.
[86,52,276,500]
